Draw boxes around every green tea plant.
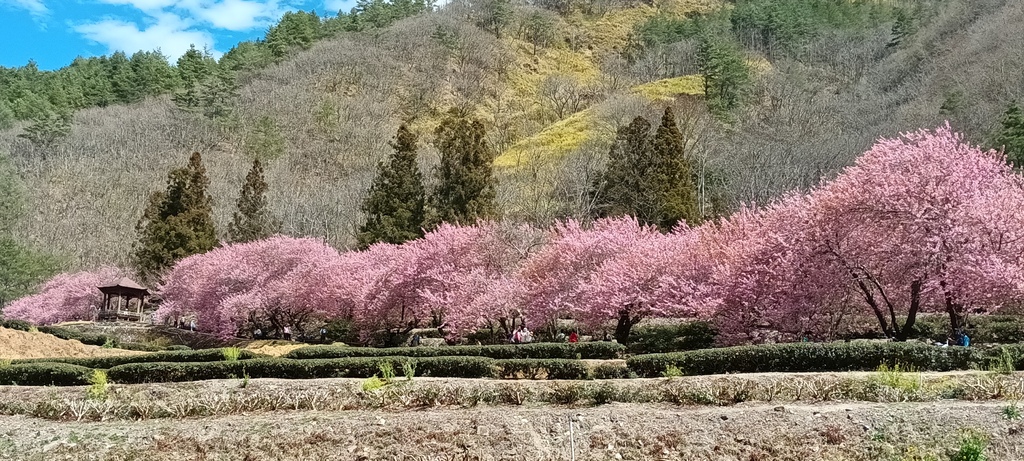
[947,430,987,461]
[378,361,396,383]
[662,365,683,378]
[222,347,242,362]
[86,370,109,400]
[987,347,1015,375]
[1002,402,1021,421]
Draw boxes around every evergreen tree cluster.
[0,0,434,129]
[134,152,219,280]
[592,107,702,230]
[135,153,282,280]
[996,103,1024,168]
[358,113,498,248]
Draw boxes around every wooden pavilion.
[97,277,150,322]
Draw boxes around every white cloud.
[96,0,287,31]
[96,0,177,11]
[5,0,48,16]
[75,13,218,62]
[183,0,284,31]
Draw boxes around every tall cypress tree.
[229,159,281,243]
[135,152,218,280]
[651,106,701,228]
[428,114,497,227]
[996,103,1024,168]
[358,124,426,248]
[592,116,658,224]
[592,108,702,229]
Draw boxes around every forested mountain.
[0,0,1021,280]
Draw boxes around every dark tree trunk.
[614,309,638,344]
[894,280,922,342]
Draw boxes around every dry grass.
[0,327,142,360]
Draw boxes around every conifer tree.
[358,125,426,248]
[592,108,702,229]
[428,114,497,227]
[134,152,218,280]
[996,103,1024,168]
[592,116,658,224]
[229,159,281,243]
[651,106,701,228]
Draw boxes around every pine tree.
[229,159,282,243]
[697,34,750,113]
[172,45,216,112]
[651,106,701,228]
[996,103,1024,168]
[134,152,218,280]
[357,124,426,248]
[592,116,658,224]
[428,114,497,227]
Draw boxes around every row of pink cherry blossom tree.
[6,126,1024,345]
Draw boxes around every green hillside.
[0,0,1022,274]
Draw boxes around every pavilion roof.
[98,277,150,296]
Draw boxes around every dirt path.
[2,400,1023,460]
[0,327,142,360]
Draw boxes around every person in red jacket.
[568,331,578,343]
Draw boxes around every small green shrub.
[987,347,1016,375]
[378,361,396,383]
[947,430,987,461]
[362,375,387,392]
[0,363,93,386]
[1002,403,1021,421]
[402,361,416,381]
[102,337,116,349]
[86,370,108,400]
[222,347,242,362]
[662,365,683,378]
[0,359,11,369]
[240,371,250,389]
[874,363,921,392]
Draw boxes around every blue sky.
[1,0,359,70]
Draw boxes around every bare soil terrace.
[0,373,1023,460]
[2,399,1023,460]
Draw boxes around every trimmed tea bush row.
[627,341,987,377]
[495,359,590,380]
[12,348,261,369]
[106,357,600,384]
[0,363,94,386]
[284,342,625,360]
